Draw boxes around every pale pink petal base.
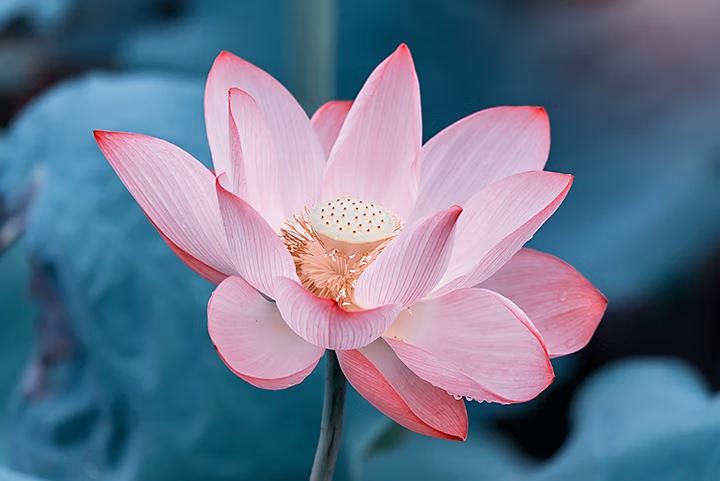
[208,276,324,389]
[215,175,297,298]
[355,206,462,309]
[311,100,352,159]
[385,288,554,403]
[480,248,607,357]
[273,277,401,350]
[338,339,467,440]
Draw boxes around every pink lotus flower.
[95,44,606,441]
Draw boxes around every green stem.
[309,350,347,481]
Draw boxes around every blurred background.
[0,0,719,480]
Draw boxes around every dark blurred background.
[0,1,718,480]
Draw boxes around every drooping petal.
[94,131,235,276]
[337,339,467,440]
[480,248,607,358]
[226,88,285,229]
[355,206,462,309]
[215,175,297,298]
[434,171,573,296]
[321,44,422,220]
[311,100,352,159]
[205,51,325,217]
[412,106,550,219]
[208,276,324,390]
[385,288,554,403]
[151,218,228,285]
[273,277,401,350]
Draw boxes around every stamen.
[280,199,402,307]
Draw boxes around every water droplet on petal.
[558,289,568,302]
[453,394,462,400]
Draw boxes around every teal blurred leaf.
[0,72,384,481]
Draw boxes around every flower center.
[280,198,401,307]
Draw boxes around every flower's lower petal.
[208,276,324,390]
[337,339,467,440]
[216,175,297,298]
[412,106,550,220]
[273,277,401,350]
[151,217,228,285]
[311,100,352,159]
[94,131,235,275]
[355,206,461,309]
[480,248,607,358]
[321,45,421,220]
[434,171,573,296]
[205,51,325,218]
[385,288,554,403]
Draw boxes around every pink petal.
[337,339,467,440]
[412,107,550,219]
[480,248,607,358]
[215,175,297,298]
[205,51,325,217]
[311,100,352,159]
[321,45,422,220]
[273,277,401,350]
[354,206,462,309]
[227,88,284,229]
[385,288,554,403]
[94,131,235,276]
[150,217,228,285]
[208,276,324,390]
[434,171,573,296]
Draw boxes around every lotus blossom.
[94,44,606,441]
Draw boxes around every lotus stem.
[309,349,347,481]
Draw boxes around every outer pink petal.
[412,107,550,219]
[227,88,284,229]
[208,276,324,390]
[354,206,462,309]
[205,51,325,217]
[337,339,467,440]
[215,175,297,298]
[321,45,422,220]
[480,248,607,358]
[94,131,235,276]
[273,277,401,350]
[150,217,228,285]
[434,171,573,296]
[385,288,554,403]
[311,100,352,159]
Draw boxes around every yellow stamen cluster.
[280,200,401,308]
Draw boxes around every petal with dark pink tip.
[434,171,573,296]
[480,248,607,358]
[94,131,235,276]
[311,100,352,159]
[337,339,467,440]
[321,45,422,220]
[215,175,297,298]
[412,106,550,219]
[205,51,325,217]
[208,276,324,390]
[385,288,554,403]
[273,277,401,350]
[355,206,462,310]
